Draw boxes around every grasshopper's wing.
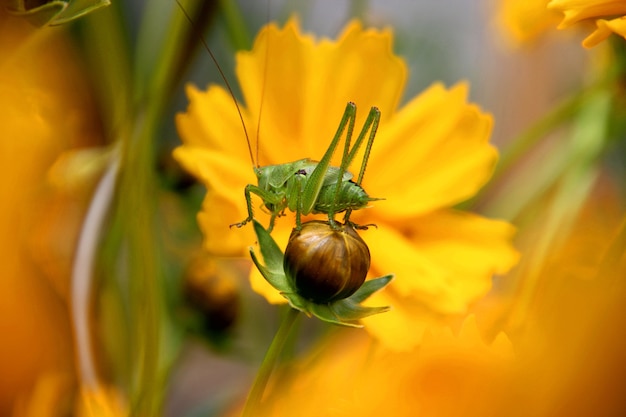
[264,159,310,188]
[323,166,353,186]
[301,163,353,186]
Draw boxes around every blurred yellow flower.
[488,189,626,417]
[498,0,561,43]
[75,385,128,417]
[0,11,102,416]
[12,379,127,417]
[548,0,626,46]
[234,188,626,417]
[497,0,626,47]
[175,18,518,350]
[246,316,514,417]
[10,374,73,417]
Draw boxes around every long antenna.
[255,0,271,168]
[175,0,256,168]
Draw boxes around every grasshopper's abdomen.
[313,181,373,214]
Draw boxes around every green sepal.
[250,220,293,293]
[250,220,392,327]
[252,220,284,274]
[309,302,363,328]
[249,248,291,294]
[282,291,308,313]
[346,274,394,303]
[329,298,390,322]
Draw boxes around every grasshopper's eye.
[283,221,370,303]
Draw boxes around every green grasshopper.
[175,1,381,233]
[232,102,382,232]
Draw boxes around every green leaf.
[6,0,110,26]
[253,220,284,272]
[6,0,67,26]
[51,0,109,24]
[347,275,394,303]
[284,292,309,315]
[250,220,295,294]
[308,303,363,328]
[330,298,390,321]
[249,248,292,294]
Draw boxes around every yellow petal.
[366,210,518,315]
[583,16,626,47]
[237,18,407,168]
[176,84,253,158]
[173,147,256,256]
[497,0,562,44]
[548,0,626,27]
[361,289,434,351]
[366,82,496,220]
[173,146,254,190]
[363,225,451,301]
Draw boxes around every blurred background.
[1,0,624,416]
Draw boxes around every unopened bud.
[284,221,370,303]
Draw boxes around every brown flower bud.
[284,221,371,303]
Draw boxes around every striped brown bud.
[284,221,370,303]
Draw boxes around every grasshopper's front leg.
[230,184,257,229]
[230,184,282,231]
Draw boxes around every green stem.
[242,307,300,417]
[220,0,251,51]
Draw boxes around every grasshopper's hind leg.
[326,103,359,229]
[343,106,381,226]
[300,102,357,227]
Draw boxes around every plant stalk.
[242,307,300,416]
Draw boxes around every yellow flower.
[175,18,518,350]
[247,316,514,417]
[0,11,102,416]
[487,189,626,417]
[75,385,128,417]
[12,379,127,417]
[498,0,562,44]
[548,0,626,47]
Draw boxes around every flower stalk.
[242,307,300,417]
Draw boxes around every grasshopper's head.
[253,166,278,214]
[254,166,271,190]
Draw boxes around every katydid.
[175,1,382,233]
[232,102,382,232]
